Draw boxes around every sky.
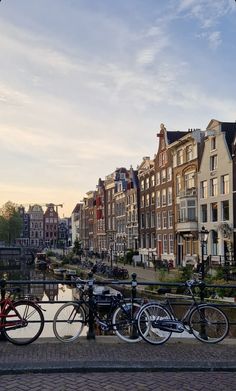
[0,0,236,217]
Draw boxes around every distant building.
[198,119,236,265]
[44,203,59,248]
[28,204,44,248]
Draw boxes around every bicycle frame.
[72,289,140,332]
[0,297,25,331]
[160,285,204,333]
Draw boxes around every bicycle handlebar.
[185,279,205,288]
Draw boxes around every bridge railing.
[1,273,236,340]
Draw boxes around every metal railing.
[1,273,236,341]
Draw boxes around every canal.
[0,263,79,339]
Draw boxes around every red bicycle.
[0,281,44,345]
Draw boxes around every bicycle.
[53,278,142,343]
[0,280,45,345]
[137,279,229,345]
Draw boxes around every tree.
[73,237,82,255]
[0,201,22,245]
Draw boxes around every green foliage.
[179,265,194,281]
[125,250,133,264]
[73,238,82,255]
[0,201,22,245]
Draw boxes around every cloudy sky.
[0,0,235,216]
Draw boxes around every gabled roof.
[71,203,81,214]
[222,122,236,155]
[166,131,189,144]
[207,119,236,155]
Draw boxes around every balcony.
[179,188,197,198]
[176,218,198,232]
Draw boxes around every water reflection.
[0,264,76,339]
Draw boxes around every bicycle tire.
[137,303,172,345]
[189,304,229,343]
[112,302,141,343]
[2,300,44,346]
[53,302,86,342]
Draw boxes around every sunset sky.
[0,0,235,216]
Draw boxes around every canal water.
[0,263,196,340]
[0,264,79,339]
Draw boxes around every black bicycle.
[137,279,229,345]
[53,279,142,343]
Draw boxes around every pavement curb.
[1,361,236,375]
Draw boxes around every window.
[210,178,218,196]
[222,200,229,221]
[141,179,145,191]
[161,169,166,183]
[162,211,167,229]
[185,172,195,190]
[177,149,183,165]
[141,195,144,208]
[151,211,155,227]
[156,191,161,208]
[200,181,207,198]
[210,155,217,171]
[151,191,155,204]
[151,175,155,187]
[187,199,196,221]
[221,175,229,195]
[167,167,172,181]
[186,145,193,161]
[211,137,216,151]
[157,234,162,255]
[146,194,150,207]
[157,212,161,229]
[212,230,218,256]
[145,177,150,189]
[176,175,181,196]
[162,189,166,205]
[159,151,167,166]
[169,234,174,254]
[186,238,191,255]
[211,202,218,222]
[163,234,168,253]
[156,172,160,185]
[168,210,173,228]
[179,200,196,222]
[146,213,150,228]
[167,187,172,205]
[201,204,207,223]
[141,213,145,228]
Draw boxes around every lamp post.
[199,226,209,280]
[198,226,209,341]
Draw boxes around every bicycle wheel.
[189,304,229,343]
[112,302,141,343]
[53,302,86,342]
[2,300,44,346]
[137,303,172,345]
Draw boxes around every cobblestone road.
[1,371,236,390]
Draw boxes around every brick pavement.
[2,372,236,391]
[1,338,236,390]
[0,337,236,375]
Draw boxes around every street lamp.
[199,226,209,280]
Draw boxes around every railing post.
[131,273,137,301]
[0,280,7,341]
[130,273,138,340]
[199,281,208,340]
[86,272,96,340]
